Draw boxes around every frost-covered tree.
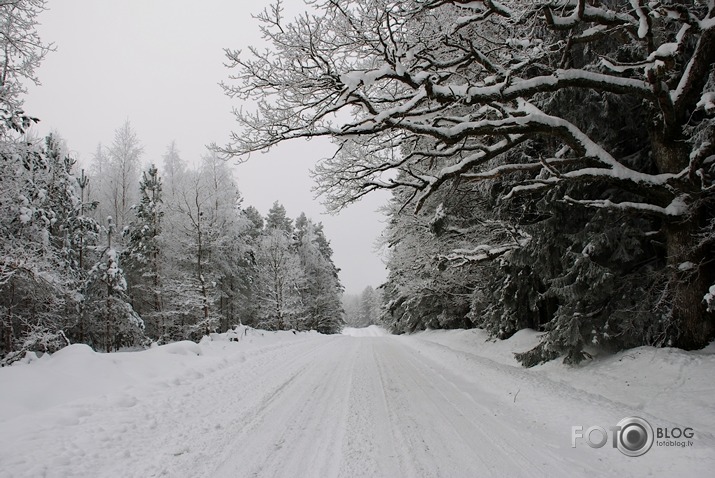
[255,225,303,330]
[162,140,186,202]
[156,144,192,340]
[265,201,293,233]
[381,184,481,333]
[342,293,362,326]
[295,215,344,333]
[200,152,251,331]
[122,164,166,339]
[358,285,380,327]
[222,0,715,358]
[1,135,99,362]
[87,121,143,237]
[0,0,51,120]
[343,286,380,329]
[107,120,143,233]
[87,143,112,226]
[231,206,265,327]
[250,209,343,332]
[164,152,246,339]
[171,171,219,338]
[83,219,144,352]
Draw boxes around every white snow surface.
[341,325,388,337]
[1,327,714,477]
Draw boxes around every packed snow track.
[1,329,713,477]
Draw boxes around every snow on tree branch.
[562,194,689,218]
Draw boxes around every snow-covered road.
[1,329,713,477]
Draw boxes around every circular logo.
[616,417,654,457]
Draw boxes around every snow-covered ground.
[341,325,388,337]
[1,327,713,477]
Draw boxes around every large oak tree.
[222,0,715,350]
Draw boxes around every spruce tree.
[296,217,344,333]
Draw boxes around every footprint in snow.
[112,394,138,408]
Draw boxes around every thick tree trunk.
[653,134,715,349]
[664,222,715,349]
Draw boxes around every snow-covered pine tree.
[265,201,293,234]
[38,135,103,349]
[122,164,167,340]
[40,135,100,276]
[0,139,74,361]
[83,217,144,352]
[2,131,104,363]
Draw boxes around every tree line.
[90,122,343,339]
[0,1,344,364]
[343,286,381,328]
[1,123,345,364]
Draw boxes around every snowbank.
[0,327,312,422]
[409,328,715,433]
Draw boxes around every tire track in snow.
[381,340,578,477]
[0,334,341,478]
[150,335,345,478]
[336,339,402,478]
[210,337,356,477]
[369,338,546,477]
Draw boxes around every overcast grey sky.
[24,0,389,295]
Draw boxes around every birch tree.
[162,140,186,202]
[167,153,245,338]
[0,0,50,120]
[107,120,143,233]
[87,143,112,225]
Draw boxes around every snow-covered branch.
[562,195,690,218]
